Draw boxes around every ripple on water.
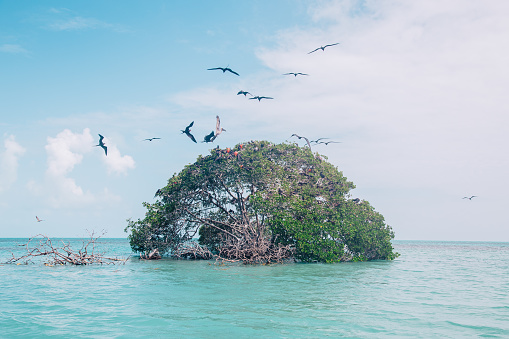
[1,240,508,338]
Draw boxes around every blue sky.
[1,0,508,240]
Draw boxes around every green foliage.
[125,140,399,263]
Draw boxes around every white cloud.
[99,135,136,175]
[0,44,28,54]
[0,135,26,192]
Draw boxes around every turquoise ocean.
[1,239,508,338]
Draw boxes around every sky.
[1,0,508,240]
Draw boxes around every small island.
[125,140,398,263]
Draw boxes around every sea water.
[1,239,508,338]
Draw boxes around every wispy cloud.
[0,44,28,54]
[0,135,26,192]
[48,16,127,32]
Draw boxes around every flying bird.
[143,137,161,141]
[203,131,215,143]
[181,121,197,143]
[283,72,309,77]
[315,140,341,145]
[308,43,340,54]
[215,115,226,139]
[207,67,239,76]
[237,90,251,96]
[249,96,274,101]
[36,216,44,222]
[95,134,107,156]
[310,138,330,144]
[463,196,477,200]
[290,134,312,149]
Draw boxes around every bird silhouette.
[315,141,341,145]
[237,90,251,96]
[207,67,239,76]
[95,134,107,156]
[283,72,308,77]
[203,131,215,143]
[215,115,226,139]
[463,196,477,200]
[181,121,197,143]
[36,216,44,222]
[143,137,161,141]
[290,134,312,149]
[308,43,340,54]
[310,138,330,144]
[249,96,274,101]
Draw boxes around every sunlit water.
[1,239,508,338]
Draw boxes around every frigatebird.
[283,72,308,77]
[215,115,226,138]
[249,96,274,101]
[207,67,239,76]
[203,131,215,143]
[316,141,341,145]
[237,90,251,96]
[181,121,197,143]
[95,134,107,156]
[308,43,340,54]
[36,216,44,222]
[463,196,477,200]
[290,134,312,149]
[143,137,161,141]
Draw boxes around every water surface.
[1,239,508,338]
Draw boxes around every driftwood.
[5,233,128,266]
[140,248,162,260]
[173,242,213,260]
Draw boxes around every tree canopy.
[125,140,398,263]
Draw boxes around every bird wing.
[298,73,309,76]
[102,145,107,156]
[207,67,222,71]
[283,73,294,75]
[187,133,197,143]
[226,68,239,76]
[98,134,104,143]
[185,121,194,132]
[308,47,320,54]
[261,97,273,99]
[237,90,244,95]
[215,116,222,135]
[324,43,340,48]
[249,97,258,100]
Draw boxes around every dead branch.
[5,233,128,266]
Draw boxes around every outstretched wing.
[324,43,340,48]
[207,67,223,71]
[308,47,320,54]
[187,133,197,143]
[261,96,273,100]
[98,134,104,144]
[102,145,107,156]
[226,68,239,76]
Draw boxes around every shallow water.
[1,239,508,338]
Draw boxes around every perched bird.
[215,115,226,138]
[95,134,107,156]
[237,90,251,96]
[203,131,215,143]
[290,134,312,149]
[207,66,239,76]
[249,96,274,101]
[308,43,340,54]
[143,137,161,141]
[181,121,197,143]
[36,216,44,222]
[283,72,308,77]
[463,196,477,200]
